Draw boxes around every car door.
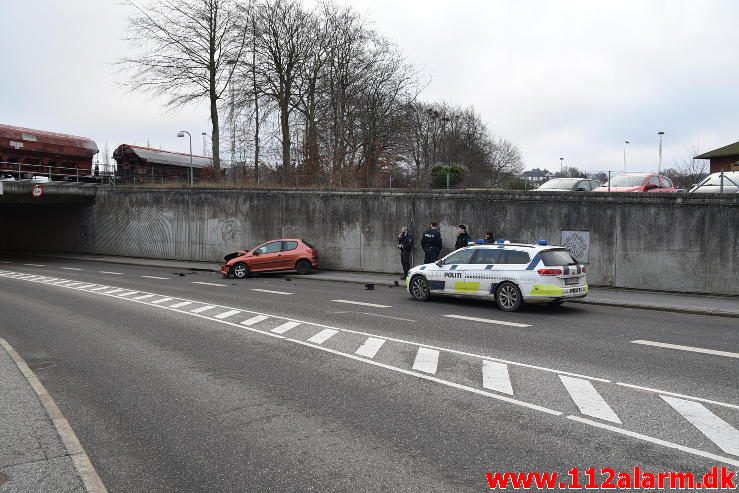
[466,248,504,297]
[279,240,300,270]
[659,176,675,192]
[250,241,284,271]
[436,248,476,295]
[646,175,661,192]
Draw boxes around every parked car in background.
[0,174,15,182]
[688,171,739,193]
[593,173,676,193]
[221,239,319,279]
[534,177,601,192]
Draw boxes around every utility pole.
[202,133,207,157]
[624,140,629,172]
[658,131,665,173]
[560,157,564,174]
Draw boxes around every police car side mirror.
[435,260,443,267]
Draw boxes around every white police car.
[406,241,588,311]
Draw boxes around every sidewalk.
[0,338,105,493]
[10,252,739,318]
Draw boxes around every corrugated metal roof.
[118,145,211,168]
[0,123,98,155]
[695,141,739,159]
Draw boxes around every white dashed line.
[192,281,227,287]
[133,294,157,300]
[60,267,83,271]
[170,301,193,309]
[355,337,385,359]
[214,309,241,320]
[251,288,293,295]
[661,396,739,456]
[412,347,439,374]
[631,340,739,359]
[103,288,126,295]
[560,375,622,424]
[23,263,45,267]
[331,299,391,308]
[482,360,514,395]
[88,286,110,292]
[150,297,173,305]
[141,275,170,280]
[241,315,269,326]
[307,329,338,345]
[190,305,216,313]
[117,291,139,297]
[271,321,300,334]
[99,271,123,275]
[0,260,12,264]
[443,314,531,328]
[614,383,739,410]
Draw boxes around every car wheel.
[233,262,250,279]
[409,275,431,301]
[495,281,523,312]
[296,259,312,275]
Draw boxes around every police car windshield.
[540,249,577,266]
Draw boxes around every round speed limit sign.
[31,185,44,198]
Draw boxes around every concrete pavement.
[12,251,739,317]
[0,338,105,493]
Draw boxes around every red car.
[593,173,676,193]
[221,239,319,279]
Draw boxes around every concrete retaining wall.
[1,187,737,294]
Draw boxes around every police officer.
[397,226,414,279]
[421,222,443,263]
[484,231,495,244]
[455,224,471,249]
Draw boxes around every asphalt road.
[0,256,737,492]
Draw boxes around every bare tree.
[678,141,708,187]
[121,0,247,175]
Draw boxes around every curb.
[0,337,108,493]
[569,299,739,319]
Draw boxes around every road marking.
[251,288,293,295]
[77,284,98,289]
[331,299,391,308]
[0,260,11,263]
[24,263,45,267]
[117,291,139,297]
[631,339,739,359]
[60,267,83,271]
[241,315,269,326]
[170,301,193,309]
[99,271,123,275]
[307,329,338,344]
[614,383,739,411]
[412,347,439,374]
[150,297,173,305]
[443,314,531,328]
[103,288,126,295]
[355,337,385,359]
[141,275,170,280]
[214,309,241,319]
[482,361,514,395]
[133,294,156,300]
[192,281,228,287]
[354,312,415,322]
[88,286,110,292]
[560,375,622,424]
[661,396,739,456]
[271,321,300,334]
[190,305,215,313]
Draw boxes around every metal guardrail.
[0,161,114,184]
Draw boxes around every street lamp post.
[560,157,564,174]
[624,140,630,172]
[177,130,193,186]
[657,131,665,173]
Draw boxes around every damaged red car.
[221,239,319,279]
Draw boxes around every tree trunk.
[279,100,291,184]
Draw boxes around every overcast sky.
[2,0,737,172]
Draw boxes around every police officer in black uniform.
[455,224,471,249]
[421,222,443,263]
[397,226,414,279]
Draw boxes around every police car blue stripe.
[485,265,494,270]
[526,253,542,270]
[429,280,445,291]
[450,265,457,270]
[419,266,426,270]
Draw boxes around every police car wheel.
[296,259,311,275]
[410,276,430,301]
[233,262,250,279]
[495,281,523,312]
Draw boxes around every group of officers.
[396,223,495,279]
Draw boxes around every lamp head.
[177,131,185,138]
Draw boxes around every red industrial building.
[112,144,212,184]
[0,124,99,180]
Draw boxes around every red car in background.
[221,239,319,279]
[593,173,677,193]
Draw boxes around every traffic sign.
[31,185,44,198]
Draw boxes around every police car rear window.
[540,249,577,266]
[501,250,530,264]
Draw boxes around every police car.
[406,241,588,311]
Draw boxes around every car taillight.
[537,268,562,276]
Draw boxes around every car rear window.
[472,249,503,264]
[282,241,298,251]
[540,249,577,266]
[501,250,530,264]
[301,239,314,248]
